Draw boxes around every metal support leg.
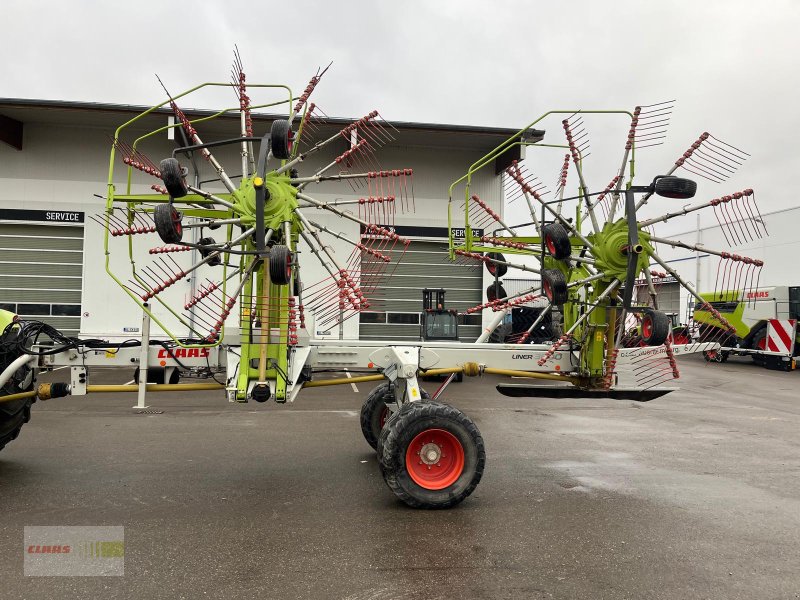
[135,304,151,409]
[369,346,424,407]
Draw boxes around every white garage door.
[359,241,483,342]
[0,222,84,336]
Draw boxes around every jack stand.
[134,303,151,409]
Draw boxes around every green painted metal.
[103,81,302,401]
[448,109,646,385]
[0,309,16,333]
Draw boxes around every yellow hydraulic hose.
[482,368,577,383]
[303,362,578,388]
[85,383,224,393]
[423,366,577,384]
[302,374,386,388]
[1,366,576,403]
[0,383,225,404]
[0,389,38,404]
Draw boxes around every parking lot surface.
[1,355,798,599]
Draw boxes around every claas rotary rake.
[449,102,765,398]
[97,52,414,403]
[0,61,766,508]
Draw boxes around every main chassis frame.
[34,329,715,407]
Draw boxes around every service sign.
[0,208,85,223]
[450,227,484,241]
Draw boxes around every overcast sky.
[4,0,799,228]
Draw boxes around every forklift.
[420,288,463,381]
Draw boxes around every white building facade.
[0,99,532,342]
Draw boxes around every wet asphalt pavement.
[1,355,798,599]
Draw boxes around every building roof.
[0,97,544,154]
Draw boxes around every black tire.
[486,283,507,302]
[360,383,394,451]
[0,397,32,453]
[542,269,568,305]
[654,176,697,200]
[488,321,512,344]
[376,386,431,456]
[133,367,180,385]
[154,203,183,244]
[364,383,431,451]
[750,327,767,365]
[485,252,508,277]
[198,237,221,267]
[671,327,692,345]
[378,401,485,509]
[159,158,189,199]
[703,349,729,363]
[292,275,303,298]
[542,223,571,260]
[641,309,670,346]
[270,119,294,160]
[269,245,292,285]
[0,337,34,453]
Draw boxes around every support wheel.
[485,252,507,277]
[542,223,571,260]
[486,282,507,302]
[654,176,697,200]
[159,158,189,198]
[377,401,485,509]
[270,119,294,160]
[198,237,221,267]
[641,309,670,346]
[269,245,292,285]
[360,383,394,451]
[542,269,568,305]
[362,383,429,451]
[292,275,303,298]
[154,203,183,244]
[703,349,729,363]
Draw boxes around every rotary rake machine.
[450,103,767,399]
[1,57,526,509]
[95,57,417,404]
[0,59,768,508]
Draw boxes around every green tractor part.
[692,286,800,364]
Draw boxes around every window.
[458,314,481,326]
[387,313,420,325]
[18,304,50,316]
[360,312,386,324]
[52,304,81,316]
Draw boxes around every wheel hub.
[419,442,442,465]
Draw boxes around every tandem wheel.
[376,400,485,509]
[359,382,429,451]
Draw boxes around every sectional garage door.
[359,241,482,342]
[0,223,84,336]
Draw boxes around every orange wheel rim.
[642,317,652,338]
[405,428,465,490]
[543,279,552,301]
